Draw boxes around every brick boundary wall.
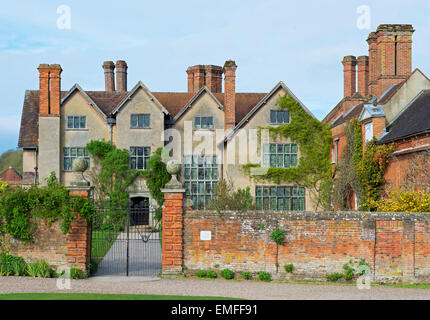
[183,210,430,283]
[1,188,92,271]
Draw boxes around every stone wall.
[183,210,430,283]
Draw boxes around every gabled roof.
[112,81,170,116]
[62,83,109,120]
[0,167,22,185]
[225,81,316,142]
[173,86,224,121]
[379,89,430,144]
[358,104,385,122]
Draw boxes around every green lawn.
[0,293,242,300]
[90,229,119,268]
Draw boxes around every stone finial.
[164,160,183,189]
[70,158,90,187]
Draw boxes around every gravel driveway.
[0,277,430,300]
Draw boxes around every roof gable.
[173,86,224,122]
[0,167,22,185]
[112,81,170,116]
[61,84,108,120]
[226,81,316,142]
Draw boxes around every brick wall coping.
[185,210,430,221]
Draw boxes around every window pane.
[67,117,73,128]
[270,187,277,197]
[270,155,276,167]
[144,147,150,156]
[270,110,276,123]
[212,168,218,180]
[277,187,284,197]
[131,115,138,127]
[270,144,276,153]
[284,111,290,123]
[291,154,298,167]
[292,198,298,211]
[207,117,213,129]
[194,117,201,129]
[63,148,70,156]
[299,187,305,197]
[74,117,79,128]
[277,111,283,124]
[137,157,143,170]
[270,198,277,210]
[138,114,144,127]
[284,155,290,168]
[191,168,197,179]
[299,198,305,211]
[277,198,284,211]
[256,187,262,197]
[184,168,190,180]
[205,183,212,195]
[137,147,143,156]
[285,187,290,196]
[284,199,291,210]
[263,198,270,210]
[263,155,270,167]
[71,148,77,157]
[291,144,298,153]
[191,182,197,194]
[263,187,270,197]
[198,168,204,180]
[205,168,211,180]
[256,198,262,210]
[277,154,283,167]
[144,114,150,128]
[198,182,205,194]
[292,186,298,196]
[130,158,136,169]
[201,117,208,129]
[284,144,291,153]
[80,116,86,128]
[263,144,270,154]
[277,144,284,153]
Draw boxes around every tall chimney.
[204,65,223,93]
[223,60,237,131]
[367,32,378,97]
[357,56,369,98]
[38,64,62,116]
[186,65,223,93]
[342,56,357,98]
[116,60,128,92]
[103,61,115,92]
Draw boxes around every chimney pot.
[103,61,115,92]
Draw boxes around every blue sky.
[1,0,429,154]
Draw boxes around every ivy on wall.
[333,119,395,210]
[242,94,333,210]
[0,172,95,242]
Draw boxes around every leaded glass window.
[270,110,290,124]
[184,155,218,209]
[194,116,214,130]
[67,116,86,129]
[255,186,305,211]
[130,114,151,128]
[63,147,90,171]
[262,143,298,168]
[130,147,151,170]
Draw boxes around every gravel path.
[0,277,430,300]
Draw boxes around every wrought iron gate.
[90,199,162,277]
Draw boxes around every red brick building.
[324,24,430,209]
[0,166,22,186]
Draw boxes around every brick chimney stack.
[223,60,237,131]
[116,60,128,92]
[186,65,223,93]
[103,61,115,92]
[38,64,62,116]
[367,32,378,97]
[357,56,369,98]
[342,56,357,98]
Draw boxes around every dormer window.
[194,116,213,130]
[270,110,289,124]
[131,114,150,128]
[67,116,86,129]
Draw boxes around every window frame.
[255,186,306,211]
[63,147,90,171]
[194,116,214,130]
[130,114,151,129]
[129,146,151,170]
[262,143,298,168]
[270,110,290,125]
[66,116,87,130]
[364,122,373,143]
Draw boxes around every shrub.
[258,271,271,282]
[220,269,234,280]
[270,226,286,245]
[11,258,27,276]
[343,263,355,281]
[214,264,220,269]
[0,253,27,276]
[284,264,294,273]
[70,268,87,279]
[242,272,252,280]
[326,272,343,282]
[206,270,217,279]
[36,260,53,278]
[207,180,255,213]
[367,189,430,213]
[196,270,207,278]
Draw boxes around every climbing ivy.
[242,94,333,210]
[333,119,395,210]
[0,172,95,241]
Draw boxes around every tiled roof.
[18,89,267,148]
[379,89,430,144]
[0,167,22,185]
[330,103,365,127]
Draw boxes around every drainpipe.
[107,117,116,144]
[34,147,38,185]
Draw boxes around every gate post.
[67,187,93,271]
[67,158,92,271]
[161,160,185,276]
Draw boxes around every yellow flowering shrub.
[368,189,430,212]
[0,180,8,193]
